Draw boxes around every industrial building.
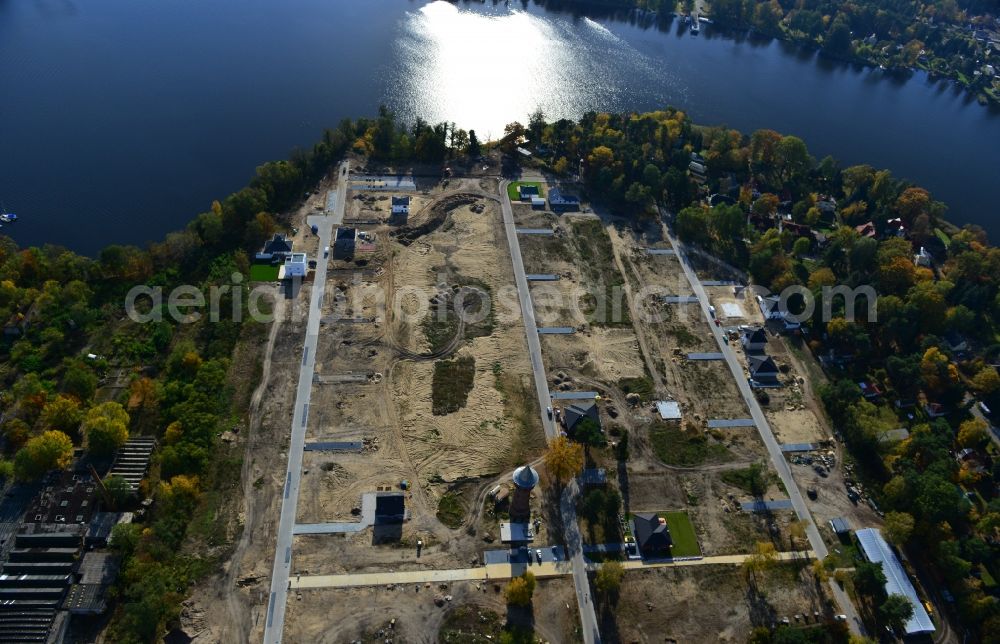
[855,528,935,637]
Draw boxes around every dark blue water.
[0,0,996,255]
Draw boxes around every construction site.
[184,167,864,643]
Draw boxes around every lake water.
[1,0,997,254]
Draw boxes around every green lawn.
[506,181,544,201]
[663,511,700,557]
[249,263,279,281]
[431,356,476,415]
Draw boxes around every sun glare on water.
[390,1,664,138]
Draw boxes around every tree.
[63,364,98,401]
[744,541,778,578]
[594,560,624,597]
[504,571,536,606]
[883,512,914,545]
[40,395,83,436]
[572,417,605,447]
[82,402,130,457]
[105,474,135,509]
[792,236,812,257]
[853,560,887,603]
[2,418,32,451]
[544,436,584,487]
[467,130,480,157]
[957,418,989,449]
[972,367,1000,396]
[878,594,914,633]
[14,430,74,480]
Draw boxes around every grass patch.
[249,263,279,282]
[663,510,700,557]
[432,356,475,415]
[934,227,951,247]
[493,372,547,469]
[436,492,465,529]
[666,323,700,347]
[649,422,732,466]
[507,181,544,201]
[720,463,771,496]
[618,376,654,401]
[570,219,630,327]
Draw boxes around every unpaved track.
[217,290,286,642]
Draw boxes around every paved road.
[263,162,348,644]
[660,218,865,635]
[499,180,600,644]
[286,550,815,589]
[498,180,556,441]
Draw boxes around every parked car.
[535,549,543,563]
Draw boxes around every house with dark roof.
[374,492,406,524]
[562,400,600,433]
[255,234,293,263]
[756,295,801,331]
[748,355,780,386]
[633,513,672,556]
[548,190,580,213]
[740,327,767,353]
[333,227,357,260]
[855,222,877,239]
[518,184,539,201]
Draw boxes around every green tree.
[883,512,914,545]
[105,475,135,509]
[878,594,914,633]
[40,395,83,435]
[467,130,480,157]
[82,402,131,457]
[14,430,74,480]
[853,560,887,603]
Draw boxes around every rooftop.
[855,528,934,635]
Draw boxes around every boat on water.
[0,206,16,224]
[690,16,700,33]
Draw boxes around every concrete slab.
[707,418,756,428]
[550,391,599,400]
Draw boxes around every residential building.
[548,189,580,213]
[518,184,539,201]
[633,513,672,556]
[255,233,293,263]
[757,295,801,332]
[748,354,780,386]
[279,253,308,280]
[563,400,600,433]
[374,492,406,524]
[855,221,877,238]
[333,227,357,260]
[914,246,933,268]
[391,196,409,224]
[740,327,768,353]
